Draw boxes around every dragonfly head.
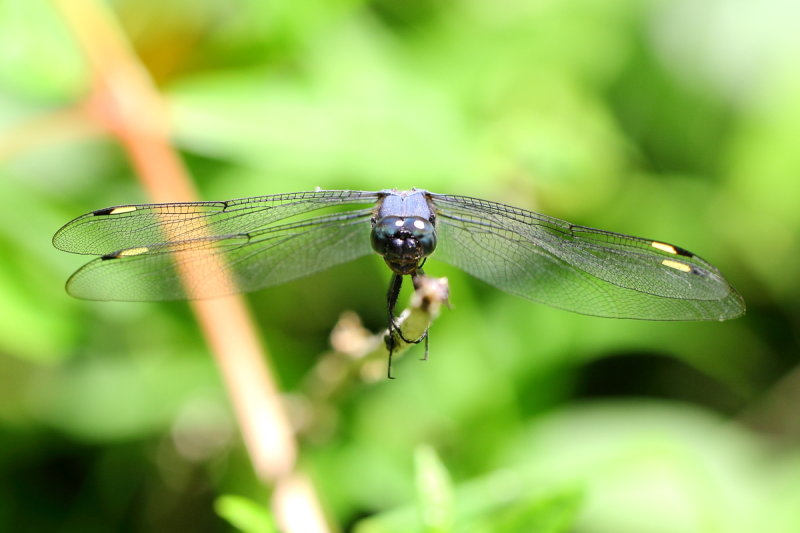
[371,216,437,275]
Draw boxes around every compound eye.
[406,217,433,237]
[371,216,404,253]
[374,217,402,237]
[406,217,436,255]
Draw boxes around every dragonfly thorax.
[371,215,436,275]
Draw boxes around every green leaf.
[215,495,277,533]
[471,487,583,533]
[415,445,455,533]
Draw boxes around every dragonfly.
[53,189,745,374]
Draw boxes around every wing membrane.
[65,209,375,301]
[54,190,380,255]
[429,193,744,320]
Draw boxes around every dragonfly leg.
[384,274,403,379]
[420,333,429,361]
[386,273,429,344]
[384,273,430,378]
[387,347,395,380]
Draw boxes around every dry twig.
[51,1,328,530]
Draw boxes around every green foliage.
[354,445,583,533]
[215,495,278,533]
[415,445,454,533]
[1,0,799,531]
[472,488,583,533]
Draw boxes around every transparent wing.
[429,193,745,321]
[53,190,381,255]
[64,209,376,301]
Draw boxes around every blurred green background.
[2,0,799,531]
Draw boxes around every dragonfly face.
[52,189,745,322]
[371,190,437,275]
[370,216,437,275]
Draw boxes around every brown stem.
[50,0,329,530]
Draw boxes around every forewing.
[429,193,744,320]
[53,190,380,255]
[65,209,375,301]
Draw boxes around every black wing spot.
[689,265,706,276]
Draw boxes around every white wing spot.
[110,206,137,215]
[119,246,150,257]
[662,259,691,273]
[652,241,678,254]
